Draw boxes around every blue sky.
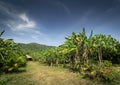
[0,0,120,46]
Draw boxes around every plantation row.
[39,28,120,65]
[36,28,120,82]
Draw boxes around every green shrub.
[73,61,80,70]
[0,56,26,73]
[16,56,27,67]
[103,60,112,67]
[83,64,119,83]
[102,68,116,82]
[87,64,99,72]
[0,31,27,73]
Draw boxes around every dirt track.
[27,61,94,85]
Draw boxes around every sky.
[0,0,120,46]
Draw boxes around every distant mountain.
[17,42,55,54]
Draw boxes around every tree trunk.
[55,59,58,66]
[98,46,103,66]
[50,62,53,66]
[50,59,53,66]
[75,48,79,62]
[82,48,88,65]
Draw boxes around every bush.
[0,56,26,73]
[16,56,27,67]
[102,68,116,82]
[87,64,99,72]
[0,31,27,73]
[83,63,119,83]
[103,60,112,67]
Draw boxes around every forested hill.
[17,43,55,55]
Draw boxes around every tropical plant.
[0,30,26,73]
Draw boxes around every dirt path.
[1,61,119,85]
[26,61,94,85]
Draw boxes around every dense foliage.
[39,28,120,83]
[1,28,120,84]
[42,28,120,65]
[0,31,26,73]
[18,43,55,61]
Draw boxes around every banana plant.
[0,30,26,73]
[91,34,119,65]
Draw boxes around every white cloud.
[19,13,29,22]
[0,1,41,35]
[16,21,36,29]
[17,13,36,30]
[7,13,36,31]
[0,1,56,46]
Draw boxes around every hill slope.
[18,42,55,52]
[17,43,55,60]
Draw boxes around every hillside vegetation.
[18,43,55,52]
[17,43,55,60]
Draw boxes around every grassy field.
[0,61,100,85]
[0,61,120,85]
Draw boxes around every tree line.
[39,28,120,82]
